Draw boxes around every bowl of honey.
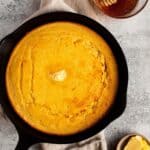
[93,0,148,18]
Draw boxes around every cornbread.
[6,22,118,135]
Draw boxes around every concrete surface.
[0,0,150,149]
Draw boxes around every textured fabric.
[41,131,107,150]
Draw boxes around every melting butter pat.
[50,69,67,82]
[124,136,150,150]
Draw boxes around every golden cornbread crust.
[6,22,118,135]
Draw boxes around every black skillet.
[0,11,128,150]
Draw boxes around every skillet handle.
[0,37,8,105]
[15,132,35,150]
[15,137,31,150]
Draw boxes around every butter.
[50,69,67,82]
[124,136,150,150]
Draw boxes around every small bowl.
[116,133,150,150]
[92,0,149,19]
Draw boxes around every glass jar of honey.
[93,0,148,18]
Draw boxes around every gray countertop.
[0,0,150,150]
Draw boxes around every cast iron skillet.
[0,11,128,150]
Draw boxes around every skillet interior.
[0,11,128,149]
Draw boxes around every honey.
[94,0,138,17]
